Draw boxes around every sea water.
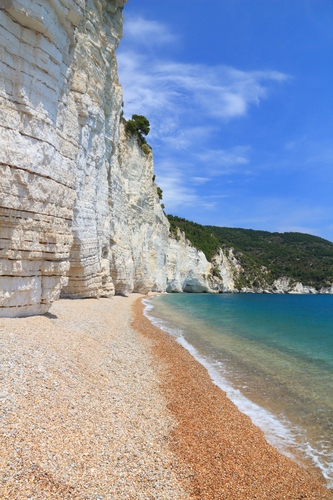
[144,293,333,487]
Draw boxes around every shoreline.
[142,293,333,488]
[133,295,333,499]
[0,294,332,499]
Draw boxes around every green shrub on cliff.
[132,114,150,135]
[125,114,152,155]
[125,114,150,143]
[157,187,163,200]
[208,226,333,288]
[125,119,137,135]
[141,143,151,156]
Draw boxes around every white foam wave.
[143,298,333,488]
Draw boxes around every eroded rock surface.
[165,231,219,294]
[0,0,222,317]
[108,128,170,295]
[0,0,129,316]
[0,0,86,316]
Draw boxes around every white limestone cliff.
[165,231,219,293]
[0,0,225,317]
[212,248,241,293]
[0,0,86,316]
[106,125,169,295]
[1,0,331,317]
[59,0,128,299]
[0,0,130,316]
[273,278,318,295]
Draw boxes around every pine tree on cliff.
[125,114,150,143]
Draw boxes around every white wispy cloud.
[192,177,211,185]
[162,126,216,151]
[118,16,290,215]
[195,147,251,175]
[156,163,219,212]
[234,197,330,238]
[118,51,289,131]
[123,16,177,45]
[118,16,289,155]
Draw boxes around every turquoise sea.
[144,293,333,487]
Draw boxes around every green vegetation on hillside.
[167,215,220,261]
[209,226,333,288]
[167,215,333,289]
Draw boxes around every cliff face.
[58,0,127,299]
[0,0,128,316]
[0,0,85,316]
[0,0,230,317]
[107,126,169,295]
[165,232,220,293]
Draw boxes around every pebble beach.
[1,294,332,499]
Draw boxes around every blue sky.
[118,0,333,241]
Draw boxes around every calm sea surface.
[144,293,333,487]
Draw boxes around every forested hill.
[167,215,333,289]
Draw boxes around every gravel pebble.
[2,293,331,500]
[0,296,190,499]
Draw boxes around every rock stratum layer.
[0,0,232,317]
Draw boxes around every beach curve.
[132,295,333,499]
[0,294,332,499]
